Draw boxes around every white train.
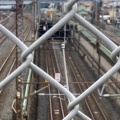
[0,5,15,11]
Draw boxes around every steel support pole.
[16,0,23,119]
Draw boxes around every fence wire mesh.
[0,0,120,120]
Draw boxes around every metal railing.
[0,0,120,119]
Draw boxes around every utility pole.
[16,0,23,119]
[116,0,119,17]
[95,0,102,78]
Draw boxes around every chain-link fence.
[0,0,120,119]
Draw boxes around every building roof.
[103,0,108,4]
[109,1,120,7]
[80,1,93,7]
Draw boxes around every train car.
[38,20,71,41]
[0,5,15,11]
[39,7,72,40]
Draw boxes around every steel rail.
[68,53,120,111]
[47,46,63,120]
[0,57,32,91]
[0,54,32,89]
[0,46,15,72]
[71,25,120,98]
[67,12,120,113]
[66,52,95,120]
[0,24,15,44]
[49,86,54,120]
[74,26,120,97]
[53,42,70,118]
[0,14,15,37]
[50,45,65,119]
[45,49,54,120]
[30,61,90,120]
[1,19,8,28]
[68,52,108,120]
[7,59,16,76]
[51,47,65,118]
[0,17,31,95]
[0,17,30,72]
[0,12,13,23]
[0,57,16,94]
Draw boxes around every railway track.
[37,43,68,120]
[0,24,15,44]
[0,14,32,119]
[66,51,108,120]
[0,14,32,92]
[70,25,120,119]
[1,19,8,26]
[72,25,120,97]
[0,15,15,37]
[1,12,120,119]
[0,13,34,119]
[0,15,16,79]
[35,40,120,120]
[50,45,68,119]
[100,28,120,46]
